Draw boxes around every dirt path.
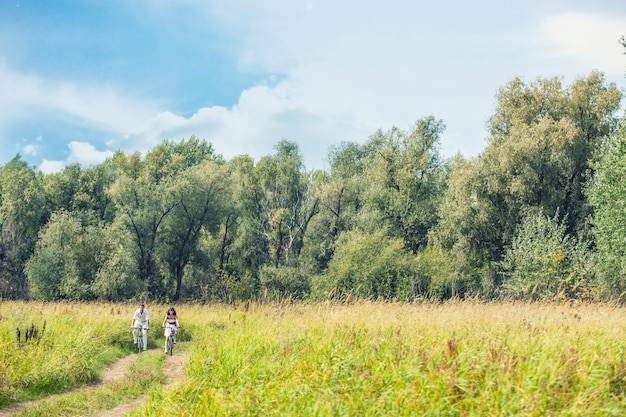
[162,349,188,389]
[0,349,187,417]
[94,349,187,417]
[0,354,136,417]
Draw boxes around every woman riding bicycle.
[162,307,180,353]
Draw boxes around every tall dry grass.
[4,300,626,416]
[134,300,626,416]
[0,300,148,406]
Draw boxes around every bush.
[312,231,417,301]
[259,266,310,300]
[499,211,598,300]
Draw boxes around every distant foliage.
[259,266,310,300]
[415,245,472,300]
[25,210,95,300]
[91,222,144,301]
[434,71,622,281]
[0,157,46,298]
[499,211,598,300]
[313,230,418,301]
[1,71,625,303]
[586,120,626,297]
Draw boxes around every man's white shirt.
[133,308,150,325]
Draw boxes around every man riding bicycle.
[131,303,150,351]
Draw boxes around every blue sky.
[1,0,625,173]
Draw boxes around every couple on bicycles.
[131,304,180,352]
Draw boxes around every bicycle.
[132,326,147,352]
[164,324,178,356]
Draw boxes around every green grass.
[11,350,164,417]
[134,301,626,417]
[4,300,626,416]
[0,301,170,407]
[1,302,120,405]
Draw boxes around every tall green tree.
[25,209,101,300]
[486,71,621,238]
[107,137,218,299]
[0,156,47,298]
[91,221,142,301]
[195,155,269,301]
[586,119,626,297]
[107,152,178,298]
[302,142,374,274]
[364,117,447,253]
[225,155,267,278]
[255,141,319,268]
[159,160,230,301]
[435,71,622,282]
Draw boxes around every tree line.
[1,70,626,303]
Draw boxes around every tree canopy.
[1,71,625,302]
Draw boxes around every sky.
[1,0,625,174]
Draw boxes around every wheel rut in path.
[0,354,135,417]
[92,349,188,417]
[0,349,187,417]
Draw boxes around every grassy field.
[2,300,626,416]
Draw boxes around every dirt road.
[0,349,187,416]
[94,350,187,417]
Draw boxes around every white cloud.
[4,2,626,175]
[171,1,528,160]
[536,13,626,76]
[38,141,115,174]
[22,143,39,156]
[38,159,66,174]
[115,70,377,170]
[67,141,114,165]
[0,64,158,132]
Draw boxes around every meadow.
[2,300,626,416]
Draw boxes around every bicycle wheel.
[137,330,144,352]
[167,336,173,356]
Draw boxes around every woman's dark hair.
[167,307,177,316]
